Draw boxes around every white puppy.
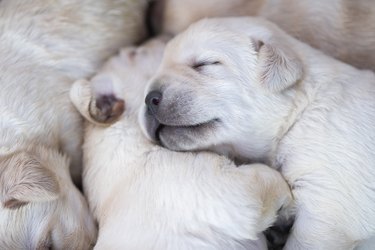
[0,145,96,249]
[70,38,292,250]
[0,0,147,248]
[141,17,375,249]
[153,0,375,71]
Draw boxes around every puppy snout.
[145,90,162,114]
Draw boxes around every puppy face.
[0,148,96,249]
[141,18,302,160]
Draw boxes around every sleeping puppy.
[0,0,147,247]
[0,145,96,249]
[141,17,375,249]
[153,0,375,71]
[70,38,292,250]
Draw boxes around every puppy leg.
[70,75,125,126]
[237,164,293,234]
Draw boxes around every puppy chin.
[157,125,201,152]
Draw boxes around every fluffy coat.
[70,38,292,250]
[142,17,375,249]
[0,0,147,248]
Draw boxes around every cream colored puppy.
[0,0,147,247]
[0,0,147,184]
[154,0,375,71]
[0,145,96,249]
[142,17,375,249]
[70,38,292,250]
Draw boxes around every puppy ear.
[240,164,292,232]
[255,39,303,92]
[0,152,60,209]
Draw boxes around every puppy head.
[140,17,303,160]
[0,147,96,249]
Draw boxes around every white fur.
[70,38,292,250]
[0,0,147,248]
[0,145,96,249]
[155,0,375,71]
[144,17,375,249]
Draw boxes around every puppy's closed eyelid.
[192,61,221,70]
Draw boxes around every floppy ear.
[0,152,60,209]
[255,39,303,92]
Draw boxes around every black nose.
[145,90,162,114]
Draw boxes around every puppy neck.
[269,68,323,169]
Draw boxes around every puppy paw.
[70,76,125,126]
[90,94,125,124]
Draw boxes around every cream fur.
[70,38,292,250]
[0,0,147,248]
[143,17,375,249]
[0,145,96,249]
[156,0,375,71]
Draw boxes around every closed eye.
[192,61,221,71]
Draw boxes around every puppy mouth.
[143,106,219,146]
[155,119,219,144]
[154,123,164,142]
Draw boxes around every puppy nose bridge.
[145,90,162,114]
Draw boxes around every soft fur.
[0,0,147,248]
[70,38,292,250]
[153,0,375,71]
[142,17,375,249]
[0,145,96,249]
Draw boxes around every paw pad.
[91,94,125,124]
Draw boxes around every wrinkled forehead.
[163,21,248,65]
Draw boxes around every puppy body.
[142,18,375,249]
[0,0,147,247]
[157,0,375,71]
[70,38,292,250]
[0,0,147,182]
